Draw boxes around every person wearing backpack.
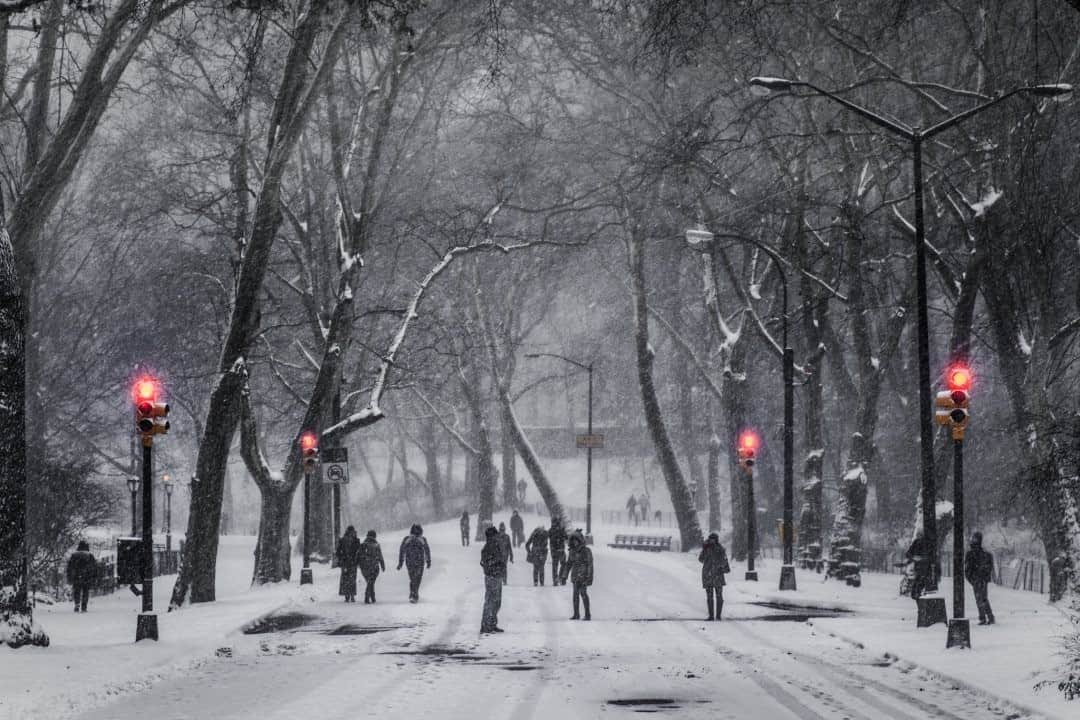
[509,510,525,548]
[560,530,593,620]
[336,526,363,603]
[358,530,386,604]
[398,524,432,603]
[698,532,731,620]
[525,525,549,586]
[965,531,995,625]
[480,526,506,634]
[66,541,97,613]
[548,517,568,586]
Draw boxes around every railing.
[860,548,1049,594]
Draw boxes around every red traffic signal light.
[935,364,971,439]
[737,430,759,469]
[947,365,972,392]
[133,377,169,439]
[300,432,319,472]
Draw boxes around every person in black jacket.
[460,511,471,547]
[336,526,363,602]
[497,522,514,585]
[548,517,568,586]
[904,529,938,601]
[358,530,386,604]
[66,541,97,613]
[965,531,995,625]
[525,526,549,586]
[560,530,593,620]
[398,524,432,603]
[480,526,506,633]
[509,510,525,548]
[698,532,731,620]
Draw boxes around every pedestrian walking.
[480,526,506,633]
[66,541,97,613]
[904,528,938,601]
[525,525,549,586]
[560,530,593,620]
[625,494,638,526]
[358,530,386,604]
[548,517,568,586]
[517,478,527,505]
[460,510,471,547]
[497,522,514,585]
[965,531,995,625]
[336,526,363,603]
[398,524,432,603]
[638,493,650,525]
[509,510,525,548]
[698,532,731,620]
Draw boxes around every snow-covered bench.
[608,534,672,552]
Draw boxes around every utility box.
[117,538,144,584]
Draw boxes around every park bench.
[607,534,672,552]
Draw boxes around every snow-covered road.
[67,521,1040,720]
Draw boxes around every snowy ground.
[2,516,1074,720]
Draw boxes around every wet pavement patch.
[747,601,850,614]
[607,699,683,712]
[325,624,403,636]
[242,612,318,634]
[381,646,485,660]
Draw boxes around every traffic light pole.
[586,362,593,541]
[746,466,758,581]
[946,437,970,648]
[135,440,158,641]
[300,468,313,585]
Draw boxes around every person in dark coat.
[509,510,525,548]
[525,526,549,586]
[625,494,638,525]
[560,530,593,620]
[336,526,363,602]
[548,517,568,586]
[965,531,995,625]
[66,541,97,613]
[398,524,432,603]
[497,522,514,585]
[460,511,471,547]
[480,526,506,633]
[358,530,386,604]
[698,532,731,620]
[904,528,938,601]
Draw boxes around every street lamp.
[749,75,1071,611]
[685,227,797,591]
[524,352,596,541]
[126,475,139,537]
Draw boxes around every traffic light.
[133,377,169,440]
[737,430,760,470]
[935,364,972,440]
[300,432,319,473]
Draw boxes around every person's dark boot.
[706,593,714,621]
[987,615,995,625]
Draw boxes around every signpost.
[575,434,604,449]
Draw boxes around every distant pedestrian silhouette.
[398,524,431,603]
[66,541,96,613]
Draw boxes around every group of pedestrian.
[905,529,996,625]
[624,492,651,526]
[336,527,386,603]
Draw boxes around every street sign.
[575,434,604,449]
[322,446,349,484]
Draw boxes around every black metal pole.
[141,443,152,613]
[913,133,939,591]
[586,362,593,538]
[953,439,964,620]
[130,488,137,537]
[302,470,311,580]
[780,345,796,589]
[746,467,757,581]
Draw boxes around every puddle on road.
[243,612,409,637]
[381,647,542,672]
[747,601,850,614]
[608,698,711,712]
[326,624,404,636]
[243,612,319,634]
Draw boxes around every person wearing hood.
[398,524,432,603]
[509,510,525,548]
[358,530,386,604]
[336,526,363,602]
[965,531,995,625]
[480,525,506,633]
[497,522,514,585]
[66,541,97,613]
[560,530,593,620]
[525,525,549,586]
[698,532,731,620]
[460,510,471,547]
[548,517,568,586]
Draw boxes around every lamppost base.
[745,571,758,581]
[779,564,797,591]
[916,595,947,627]
[300,567,314,585]
[946,618,971,648]
[135,613,159,642]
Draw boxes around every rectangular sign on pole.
[575,434,604,449]
[322,446,349,484]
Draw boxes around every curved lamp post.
[685,228,796,591]
[750,75,1071,630]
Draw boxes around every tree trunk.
[500,403,519,508]
[0,218,47,648]
[422,420,445,518]
[498,388,565,524]
[706,430,723,534]
[251,484,296,585]
[629,224,702,551]
[723,344,750,560]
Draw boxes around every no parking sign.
[321,446,349,484]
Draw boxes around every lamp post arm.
[798,82,914,140]
[524,352,590,373]
[921,89,1022,139]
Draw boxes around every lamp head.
[1025,83,1073,98]
[749,76,797,94]
[684,228,714,245]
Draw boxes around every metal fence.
[861,547,1049,594]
